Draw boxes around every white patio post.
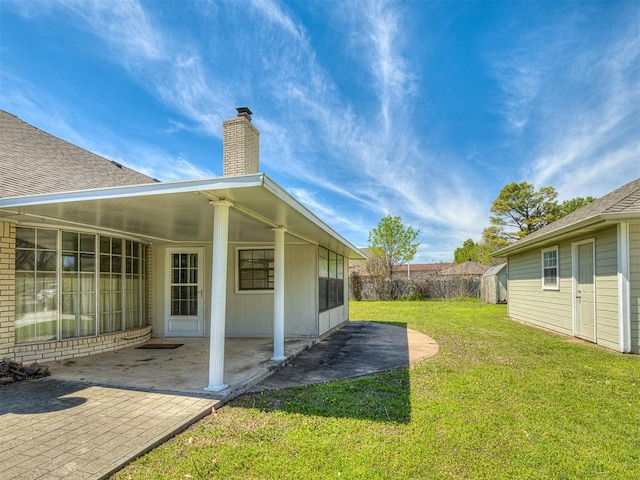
[205,200,232,392]
[272,227,286,361]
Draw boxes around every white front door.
[575,242,595,341]
[165,247,204,336]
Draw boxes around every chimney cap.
[236,106,253,119]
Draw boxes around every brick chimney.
[222,107,259,176]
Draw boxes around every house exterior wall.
[225,242,318,337]
[3,222,152,363]
[508,243,574,336]
[283,244,318,337]
[507,226,622,351]
[0,221,16,359]
[15,326,152,364]
[318,256,349,335]
[152,242,320,338]
[593,227,619,350]
[630,223,640,352]
[151,243,213,337]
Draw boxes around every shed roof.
[496,177,640,256]
[482,262,507,277]
[0,110,156,198]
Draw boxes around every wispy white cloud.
[489,5,640,203]
[1,73,213,182]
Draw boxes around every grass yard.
[113,299,640,479]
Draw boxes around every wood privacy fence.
[350,273,481,300]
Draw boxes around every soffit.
[0,177,363,258]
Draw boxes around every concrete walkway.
[0,322,438,479]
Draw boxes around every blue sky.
[1,1,638,261]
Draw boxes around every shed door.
[165,247,204,336]
[576,242,595,341]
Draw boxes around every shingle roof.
[496,177,640,255]
[0,110,157,198]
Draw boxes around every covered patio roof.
[0,173,363,258]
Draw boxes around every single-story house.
[495,177,640,353]
[480,262,507,304]
[0,107,363,390]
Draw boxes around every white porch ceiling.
[0,174,363,258]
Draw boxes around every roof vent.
[110,160,123,169]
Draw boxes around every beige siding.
[151,243,213,337]
[593,228,619,350]
[226,243,318,337]
[630,223,640,353]
[283,244,317,337]
[508,244,574,335]
[225,243,273,336]
[153,242,319,338]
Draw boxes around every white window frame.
[235,246,275,294]
[541,246,560,290]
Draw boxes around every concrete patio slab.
[0,322,438,479]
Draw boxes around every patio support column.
[272,227,286,361]
[205,200,232,392]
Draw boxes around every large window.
[15,227,147,344]
[542,246,559,290]
[61,231,96,338]
[238,249,274,290]
[319,247,344,312]
[100,236,124,333]
[15,228,58,343]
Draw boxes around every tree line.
[454,182,595,264]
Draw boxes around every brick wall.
[14,325,152,364]
[0,221,16,359]
[222,116,259,176]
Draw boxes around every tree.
[367,214,420,283]
[481,225,510,251]
[489,182,561,240]
[560,196,596,216]
[454,239,477,263]
[453,236,503,265]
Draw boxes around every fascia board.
[493,213,636,256]
[0,174,265,208]
[261,174,365,259]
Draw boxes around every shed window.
[542,246,559,290]
[238,249,274,290]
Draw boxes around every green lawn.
[113,299,640,479]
